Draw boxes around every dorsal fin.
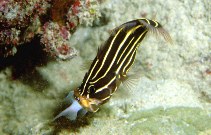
[97,43,105,56]
[110,24,126,36]
[80,60,93,70]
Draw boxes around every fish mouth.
[77,95,101,112]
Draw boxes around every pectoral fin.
[121,73,141,91]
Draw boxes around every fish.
[54,18,172,121]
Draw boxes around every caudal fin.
[139,19,173,44]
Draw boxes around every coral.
[41,22,77,59]
[66,0,101,28]
[0,0,101,59]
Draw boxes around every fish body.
[55,18,171,120]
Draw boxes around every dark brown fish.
[54,18,172,120]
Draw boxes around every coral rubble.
[0,0,101,59]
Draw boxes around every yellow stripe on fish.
[54,18,172,121]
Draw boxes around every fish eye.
[74,96,79,101]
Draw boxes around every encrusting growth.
[0,0,101,59]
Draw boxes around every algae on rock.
[128,107,211,135]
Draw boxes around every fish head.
[74,87,101,112]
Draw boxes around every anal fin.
[54,100,83,121]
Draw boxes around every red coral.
[41,22,77,60]
[57,44,71,55]
[72,0,81,14]
[60,26,69,40]
[0,0,8,12]
[0,0,101,59]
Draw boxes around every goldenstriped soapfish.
[54,18,172,120]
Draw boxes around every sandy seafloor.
[0,0,211,135]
